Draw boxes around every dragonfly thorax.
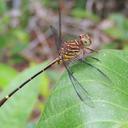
[57,34,92,64]
[58,42,83,64]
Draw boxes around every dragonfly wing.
[50,7,63,52]
[58,6,62,49]
[68,70,94,107]
[50,25,60,52]
[64,61,94,107]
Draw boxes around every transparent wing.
[63,60,94,107]
[50,25,60,52]
[50,7,63,52]
[58,6,62,49]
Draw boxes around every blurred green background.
[0,0,128,127]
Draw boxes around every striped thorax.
[58,34,92,63]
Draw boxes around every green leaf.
[36,49,128,128]
[0,0,7,15]
[105,14,128,40]
[0,63,17,89]
[0,62,49,128]
[71,9,99,21]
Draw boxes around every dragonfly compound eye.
[80,34,92,46]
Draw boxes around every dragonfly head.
[79,34,92,46]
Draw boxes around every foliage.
[103,14,128,50]
[105,14,128,40]
[0,62,51,128]
[1,49,128,128]
[71,8,99,21]
[0,0,7,15]
[36,49,128,128]
[0,0,128,128]
[0,63,17,89]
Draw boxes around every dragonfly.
[0,7,108,107]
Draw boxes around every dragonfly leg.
[86,47,98,53]
[79,59,111,81]
[89,56,101,62]
[83,47,102,62]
